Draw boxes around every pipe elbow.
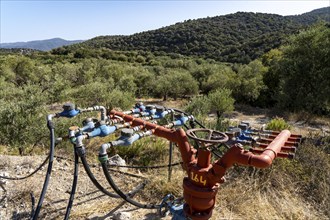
[99,143,111,156]
[249,154,273,168]
[47,114,55,121]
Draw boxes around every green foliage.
[257,49,283,107]
[114,138,168,166]
[233,60,267,104]
[201,64,237,93]
[275,23,330,114]
[185,96,210,117]
[0,84,48,154]
[65,9,328,64]
[154,70,199,100]
[185,88,235,130]
[105,89,135,110]
[208,88,235,118]
[265,117,292,131]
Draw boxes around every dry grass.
[214,174,326,219]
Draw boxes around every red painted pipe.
[267,131,302,139]
[250,148,295,159]
[256,143,296,153]
[213,130,291,175]
[258,139,299,147]
[110,110,196,170]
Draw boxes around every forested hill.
[288,7,330,25]
[67,7,329,63]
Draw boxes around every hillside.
[68,7,329,63]
[0,38,83,51]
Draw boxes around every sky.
[0,0,329,43]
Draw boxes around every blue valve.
[132,102,146,113]
[227,126,256,144]
[151,106,173,119]
[172,114,192,127]
[159,194,186,220]
[58,103,80,118]
[58,109,80,118]
[140,105,156,116]
[88,124,117,138]
[80,118,95,132]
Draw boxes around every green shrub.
[185,96,210,117]
[265,117,291,131]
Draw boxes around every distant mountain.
[0,38,83,51]
[65,7,329,63]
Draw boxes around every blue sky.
[1,0,329,43]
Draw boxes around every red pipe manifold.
[109,110,298,220]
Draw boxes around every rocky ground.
[0,154,174,220]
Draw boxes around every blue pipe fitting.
[87,125,117,138]
[80,118,95,132]
[159,194,186,220]
[123,102,146,114]
[140,105,156,116]
[135,102,146,112]
[58,109,80,118]
[57,103,80,118]
[172,114,193,127]
[151,108,173,119]
[111,133,140,147]
[110,128,153,147]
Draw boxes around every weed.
[266,117,292,131]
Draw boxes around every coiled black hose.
[64,149,79,220]
[101,161,160,209]
[31,120,55,220]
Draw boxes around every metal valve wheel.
[186,128,229,147]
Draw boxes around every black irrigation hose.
[64,149,79,220]
[101,161,160,209]
[31,120,55,220]
[80,154,120,198]
[80,154,146,199]
[56,154,182,170]
[108,167,146,179]
[168,142,173,182]
[107,162,182,169]
[29,192,35,219]
[0,155,50,180]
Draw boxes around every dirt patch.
[0,155,172,220]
